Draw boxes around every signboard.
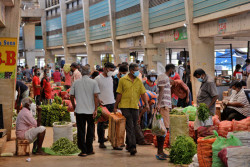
[218,19,227,34]
[0,38,17,79]
[174,27,187,41]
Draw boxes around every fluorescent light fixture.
[109,39,113,42]
[62,46,64,48]
[184,23,187,27]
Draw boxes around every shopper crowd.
[15,59,250,158]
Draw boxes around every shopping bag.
[152,113,167,136]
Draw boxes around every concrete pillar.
[60,0,72,64]
[184,0,215,104]
[0,0,21,140]
[140,0,161,70]
[45,50,55,66]
[108,0,123,65]
[82,0,101,70]
[23,23,36,67]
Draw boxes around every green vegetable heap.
[41,103,70,126]
[197,103,210,122]
[94,107,102,122]
[51,137,80,155]
[170,136,197,164]
[54,96,62,105]
[170,108,185,115]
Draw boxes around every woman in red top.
[41,69,52,105]
[233,64,242,77]
[32,68,41,105]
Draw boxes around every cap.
[70,62,78,68]
[148,70,157,76]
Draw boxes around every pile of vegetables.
[54,96,62,105]
[94,107,103,122]
[41,103,70,126]
[63,64,71,73]
[170,108,185,115]
[170,135,197,164]
[182,106,197,121]
[51,137,80,155]
[197,103,210,122]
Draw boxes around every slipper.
[78,153,87,157]
[162,153,170,158]
[87,152,95,155]
[155,154,167,160]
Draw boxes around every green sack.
[212,131,242,167]
[183,106,197,121]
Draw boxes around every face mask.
[133,71,140,77]
[141,64,144,67]
[170,72,175,78]
[150,77,156,82]
[107,71,113,77]
[121,74,125,78]
[197,77,203,82]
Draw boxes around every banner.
[0,38,17,79]
[174,27,187,41]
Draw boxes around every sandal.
[155,154,167,160]
[162,153,170,158]
[78,153,87,157]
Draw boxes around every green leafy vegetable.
[203,135,216,140]
[94,107,102,122]
[197,103,210,122]
[155,113,162,120]
[54,96,62,105]
[170,136,197,164]
[51,137,80,155]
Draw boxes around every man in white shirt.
[70,66,100,157]
[177,60,185,80]
[95,62,121,150]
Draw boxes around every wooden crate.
[108,113,126,148]
[16,139,30,156]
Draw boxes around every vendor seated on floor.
[221,81,250,121]
[16,97,46,155]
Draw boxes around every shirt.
[69,76,100,114]
[171,80,189,99]
[197,75,218,114]
[177,65,185,80]
[42,77,52,99]
[16,81,28,95]
[32,76,41,96]
[139,91,157,107]
[170,72,181,100]
[53,71,61,82]
[16,107,37,140]
[228,89,250,117]
[23,69,32,79]
[95,74,115,105]
[64,72,71,86]
[116,74,146,109]
[71,69,82,84]
[143,80,157,92]
[157,73,172,108]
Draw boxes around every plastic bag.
[194,115,213,130]
[218,146,240,167]
[53,122,73,143]
[212,131,242,167]
[197,136,216,167]
[183,106,197,121]
[227,131,250,147]
[152,114,167,136]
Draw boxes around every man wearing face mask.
[113,64,128,99]
[71,62,82,85]
[32,68,41,106]
[143,70,157,92]
[114,63,149,156]
[95,62,118,149]
[16,97,46,155]
[155,64,175,160]
[221,81,250,121]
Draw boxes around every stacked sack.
[197,125,218,138]
[197,136,216,167]
[227,131,250,147]
[218,146,250,167]
[232,117,250,131]
[212,115,220,127]
[218,121,233,137]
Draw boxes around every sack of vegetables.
[183,106,197,121]
[152,113,167,136]
[94,106,111,123]
[170,113,189,145]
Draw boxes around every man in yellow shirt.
[114,63,149,156]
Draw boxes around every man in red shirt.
[170,79,191,108]
[32,68,41,105]
[52,67,62,86]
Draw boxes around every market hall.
[0,0,250,166]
